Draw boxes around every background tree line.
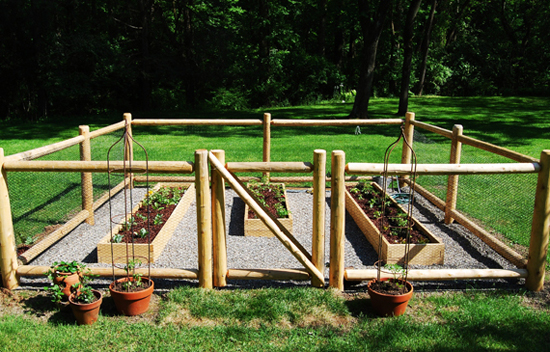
[1,0,548,120]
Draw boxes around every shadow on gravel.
[229,197,245,236]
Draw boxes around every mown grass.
[0,286,549,351]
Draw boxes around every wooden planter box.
[244,183,293,237]
[345,182,444,265]
[97,183,195,264]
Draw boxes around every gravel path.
[20,186,524,291]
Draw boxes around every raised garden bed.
[345,181,444,265]
[97,183,195,263]
[244,182,293,237]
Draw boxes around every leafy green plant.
[134,228,149,239]
[153,214,164,225]
[112,233,123,243]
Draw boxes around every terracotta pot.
[367,278,413,317]
[69,290,102,325]
[109,277,154,316]
[53,272,80,298]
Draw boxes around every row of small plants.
[113,186,186,243]
[349,180,428,244]
[247,181,290,219]
[44,260,153,325]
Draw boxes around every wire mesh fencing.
[412,128,536,255]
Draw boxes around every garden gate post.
[312,149,326,288]
[329,150,345,290]
[400,112,415,187]
[0,148,18,289]
[79,125,94,225]
[526,150,550,291]
[195,149,213,289]
[123,113,134,188]
[211,149,227,287]
[263,113,271,182]
[445,124,463,224]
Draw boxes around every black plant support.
[377,124,418,287]
[107,120,151,285]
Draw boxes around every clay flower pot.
[109,277,154,316]
[69,290,102,325]
[367,278,414,317]
[53,272,81,298]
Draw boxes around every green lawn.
[0,286,548,351]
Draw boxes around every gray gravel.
[20,186,523,291]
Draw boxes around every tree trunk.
[349,0,392,119]
[397,0,423,116]
[416,0,437,96]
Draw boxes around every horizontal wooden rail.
[344,268,528,281]
[458,134,539,163]
[4,160,194,174]
[346,162,540,175]
[226,162,314,173]
[271,119,403,126]
[132,119,263,126]
[88,120,126,139]
[5,135,86,162]
[17,265,199,279]
[411,120,453,138]
[227,268,310,280]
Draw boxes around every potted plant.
[366,126,416,317]
[367,263,413,317]
[68,271,102,325]
[109,259,154,316]
[45,261,87,299]
[244,181,293,237]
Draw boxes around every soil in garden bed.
[114,187,185,244]
[247,184,289,219]
[347,185,429,245]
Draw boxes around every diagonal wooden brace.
[208,152,324,285]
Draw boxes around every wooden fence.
[0,112,548,292]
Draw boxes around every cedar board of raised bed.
[97,182,195,264]
[345,182,444,265]
[244,183,293,237]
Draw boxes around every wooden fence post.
[123,113,134,188]
[312,149,326,288]
[526,150,550,291]
[195,149,213,289]
[79,125,94,225]
[400,112,415,186]
[0,148,18,289]
[211,149,227,287]
[329,150,345,290]
[263,113,271,182]
[445,124,463,224]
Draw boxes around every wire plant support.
[107,120,151,286]
[377,124,418,290]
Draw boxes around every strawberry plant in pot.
[244,181,293,237]
[109,259,154,316]
[68,270,102,325]
[44,261,88,299]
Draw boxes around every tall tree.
[349,0,392,118]
[416,0,438,96]
[397,0,423,116]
